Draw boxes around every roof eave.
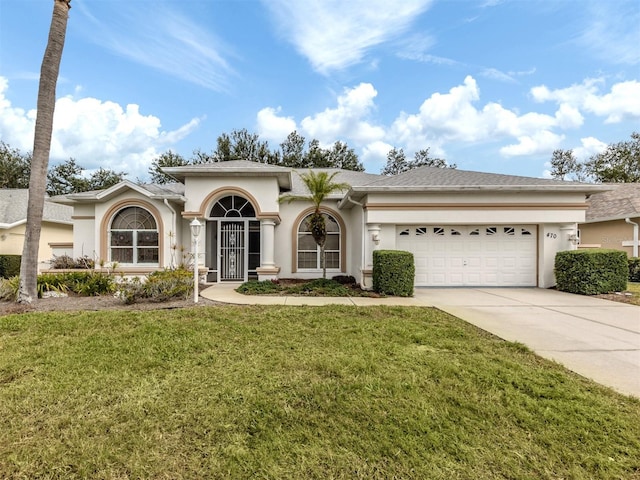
[163,166,292,189]
[583,213,640,224]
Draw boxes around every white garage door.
[396,225,537,287]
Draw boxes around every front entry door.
[220,221,245,281]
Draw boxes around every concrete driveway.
[202,284,639,397]
[415,288,640,398]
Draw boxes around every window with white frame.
[297,213,340,270]
[109,206,158,264]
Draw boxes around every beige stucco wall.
[579,217,640,256]
[362,191,588,225]
[0,221,73,270]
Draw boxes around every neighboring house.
[579,183,640,257]
[0,189,74,269]
[53,161,607,289]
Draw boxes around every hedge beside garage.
[373,250,415,297]
[555,249,628,295]
[629,257,640,283]
[0,255,21,279]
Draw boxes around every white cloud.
[0,77,36,152]
[262,0,433,74]
[74,2,236,91]
[500,131,565,157]
[256,75,637,172]
[300,83,385,145]
[577,1,640,66]
[573,136,608,161]
[361,140,394,169]
[256,107,297,144]
[531,78,640,123]
[0,76,200,179]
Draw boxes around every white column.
[257,218,280,280]
[260,219,276,267]
[366,224,382,268]
[361,223,381,290]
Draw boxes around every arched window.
[109,206,158,264]
[297,213,341,270]
[210,195,256,218]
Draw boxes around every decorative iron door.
[220,221,245,281]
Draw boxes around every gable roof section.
[52,180,186,205]
[339,166,610,207]
[163,160,293,189]
[584,183,640,223]
[0,189,73,228]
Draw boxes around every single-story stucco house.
[53,161,608,289]
[0,189,73,269]
[579,183,640,257]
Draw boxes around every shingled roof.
[584,183,640,222]
[365,166,581,187]
[0,189,72,227]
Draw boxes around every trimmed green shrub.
[0,255,21,279]
[629,257,640,283]
[373,250,415,297]
[555,249,628,295]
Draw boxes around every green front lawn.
[1,306,639,479]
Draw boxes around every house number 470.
[546,233,557,239]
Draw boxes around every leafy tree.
[47,158,125,195]
[547,133,640,183]
[303,139,326,168]
[549,149,585,181]
[381,147,408,175]
[148,150,189,184]
[382,147,455,175]
[46,158,86,195]
[585,132,640,183]
[280,131,307,168]
[87,167,125,191]
[412,148,456,169]
[279,171,350,279]
[298,138,364,171]
[19,0,71,304]
[209,128,277,163]
[0,141,31,188]
[326,141,364,171]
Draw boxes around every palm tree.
[18,0,71,304]
[280,171,350,279]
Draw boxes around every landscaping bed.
[236,278,383,297]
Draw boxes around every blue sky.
[0,0,638,181]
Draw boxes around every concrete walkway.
[201,284,640,397]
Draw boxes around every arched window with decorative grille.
[297,212,341,271]
[109,206,158,264]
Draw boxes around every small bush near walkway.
[555,249,628,295]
